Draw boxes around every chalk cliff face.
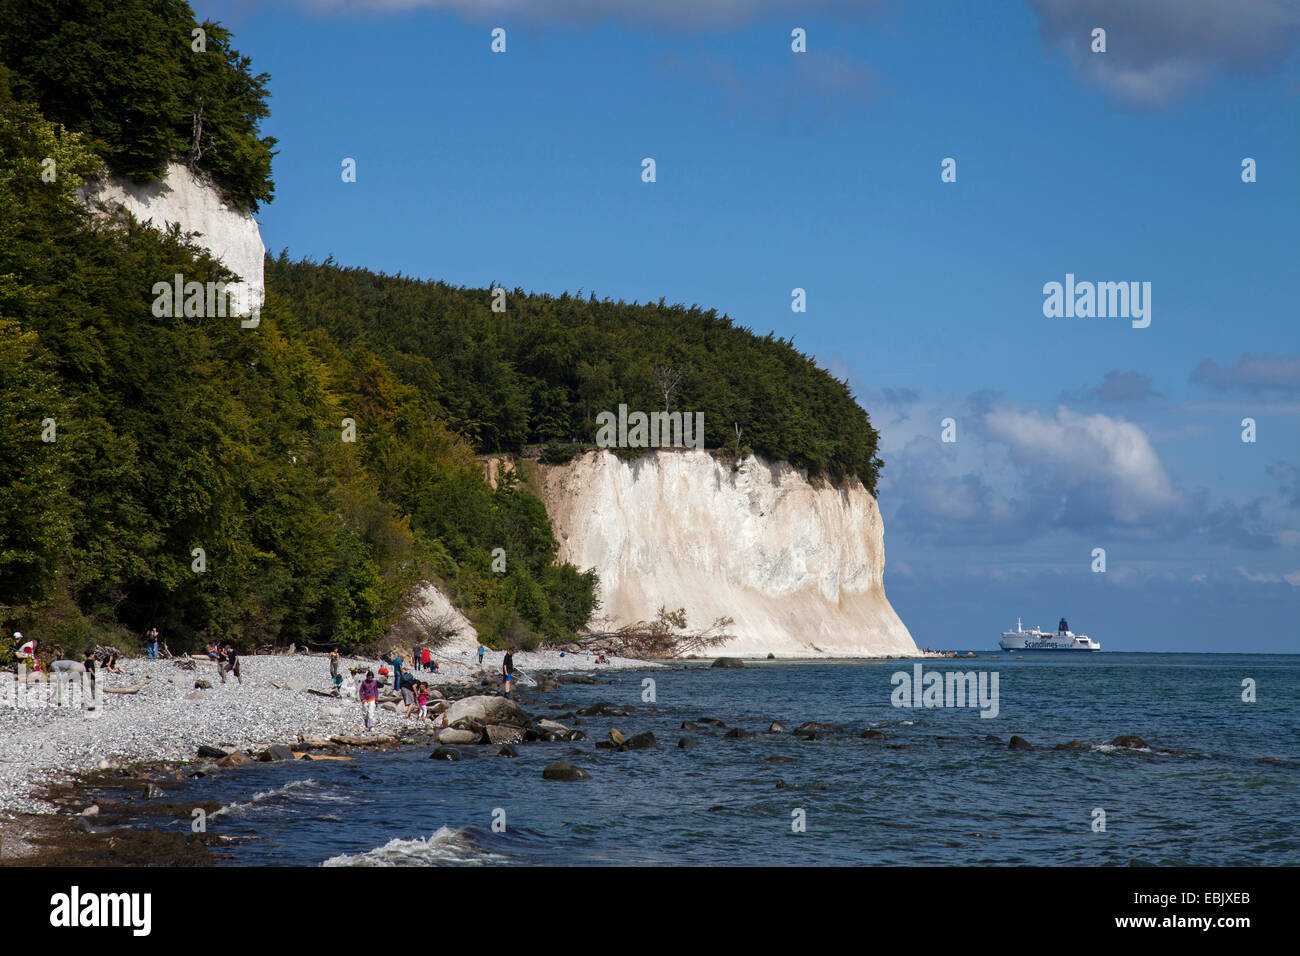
[78,161,264,314]
[537,450,916,657]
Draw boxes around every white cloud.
[1028,0,1300,105]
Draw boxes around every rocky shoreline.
[0,647,660,863]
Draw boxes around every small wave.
[211,777,318,819]
[322,827,507,867]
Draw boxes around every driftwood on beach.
[100,683,146,695]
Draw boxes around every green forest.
[0,1,882,661]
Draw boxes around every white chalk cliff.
[78,161,264,315]
[537,449,916,657]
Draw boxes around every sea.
[90,653,1299,866]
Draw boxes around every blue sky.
[196,0,1300,652]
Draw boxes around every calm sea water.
[103,654,1300,866]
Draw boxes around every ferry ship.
[999,617,1100,651]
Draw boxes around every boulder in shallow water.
[430,748,462,761]
[681,721,703,731]
[678,736,699,749]
[542,760,590,781]
[497,745,518,758]
[608,728,626,745]
[197,745,228,759]
[768,721,789,733]
[623,731,657,750]
[724,728,755,739]
[1054,741,1090,751]
[441,694,531,727]
[438,728,479,745]
[217,752,252,767]
[1111,735,1150,749]
[1008,735,1034,751]
[860,730,886,741]
[485,724,524,745]
[260,744,295,762]
[711,657,744,668]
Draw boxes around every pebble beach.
[0,646,654,825]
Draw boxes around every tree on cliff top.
[0,0,275,210]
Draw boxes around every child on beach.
[359,670,379,730]
[417,684,429,720]
[501,647,515,699]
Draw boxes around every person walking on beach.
[400,666,416,714]
[218,644,242,685]
[329,649,343,695]
[421,646,431,671]
[501,647,515,699]
[145,626,159,659]
[478,644,485,666]
[359,670,379,730]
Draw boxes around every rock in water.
[678,737,699,749]
[623,731,657,750]
[216,752,252,767]
[860,730,886,741]
[711,657,745,668]
[143,783,166,799]
[1008,736,1034,751]
[608,729,627,746]
[260,744,295,762]
[430,748,462,761]
[441,695,531,727]
[485,724,524,745]
[438,728,479,745]
[497,745,519,758]
[542,760,590,781]
[725,728,755,739]
[768,721,789,733]
[1111,735,1150,749]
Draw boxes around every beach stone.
[260,744,295,762]
[1111,735,1150,749]
[711,657,744,668]
[81,805,99,817]
[678,737,699,749]
[430,748,462,761]
[579,702,632,717]
[285,678,307,692]
[183,690,206,701]
[438,728,479,745]
[442,694,531,727]
[217,752,252,767]
[860,730,886,741]
[608,729,626,745]
[485,724,524,745]
[623,731,657,750]
[324,707,342,715]
[542,760,590,781]
[143,783,166,798]
[497,745,519,758]
[537,719,570,732]
[681,721,703,731]
[297,735,331,749]
[1008,736,1034,751]
[197,745,228,760]
[768,721,789,733]
[796,722,827,732]
[193,679,212,689]
[381,702,400,713]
